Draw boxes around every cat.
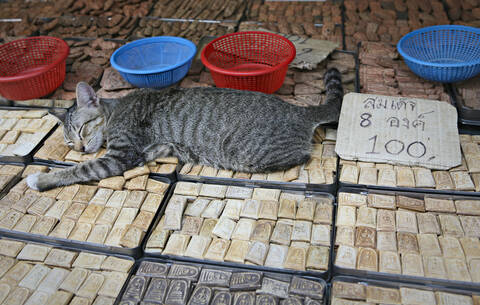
[27,68,343,191]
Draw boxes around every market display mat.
[1,0,480,303]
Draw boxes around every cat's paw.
[26,173,43,191]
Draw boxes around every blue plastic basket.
[110,36,197,89]
[397,25,480,83]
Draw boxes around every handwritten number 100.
[367,135,427,158]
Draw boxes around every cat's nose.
[74,144,85,152]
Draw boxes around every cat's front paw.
[26,173,49,191]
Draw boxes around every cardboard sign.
[335,93,461,170]
[258,29,339,70]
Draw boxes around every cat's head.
[49,82,106,154]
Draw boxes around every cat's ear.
[48,109,68,123]
[76,82,99,108]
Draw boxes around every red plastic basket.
[0,36,69,100]
[201,31,296,94]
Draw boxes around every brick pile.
[133,19,237,44]
[243,0,342,43]
[359,41,450,102]
[344,0,449,50]
[444,0,480,27]
[52,39,123,100]
[150,0,246,21]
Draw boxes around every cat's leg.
[143,143,199,165]
[142,143,175,162]
[26,153,140,191]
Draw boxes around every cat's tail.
[308,67,344,124]
[324,67,343,113]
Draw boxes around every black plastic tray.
[330,275,480,304]
[0,108,60,164]
[332,186,480,291]
[0,235,136,267]
[115,257,328,305]
[33,158,179,183]
[338,163,480,197]
[0,161,24,197]
[0,166,173,259]
[0,236,136,304]
[143,181,335,280]
[34,153,178,183]
[458,125,480,136]
[177,164,339,194]
[338,179,480,197]
[449,83,480,127]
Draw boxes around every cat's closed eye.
[78,125,85,140]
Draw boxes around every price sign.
[335,93,461,170]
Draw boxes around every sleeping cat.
[27,68,343,191]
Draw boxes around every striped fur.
[27,68,343,191]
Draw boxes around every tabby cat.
[27,68,343,191]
